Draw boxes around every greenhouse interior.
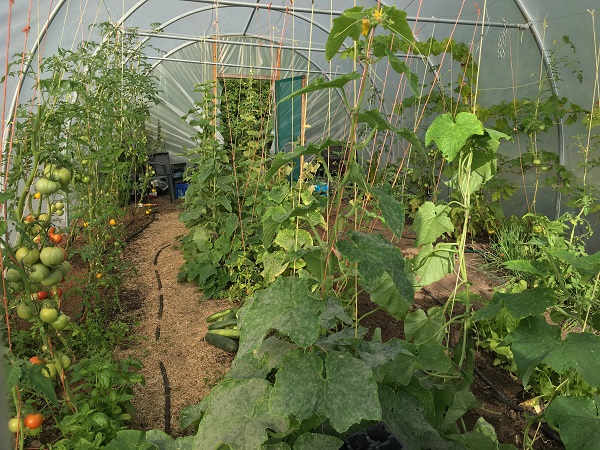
[1,0,600,449]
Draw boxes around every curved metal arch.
[511,0,564,219]
[151,34,332,79]
[3,0,68,142]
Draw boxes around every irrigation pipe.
[423,287,563,446]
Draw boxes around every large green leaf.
[325,7,364,61]
[269,350,381,433]
[385,48,419,95]
[237,277,323,355]
[23,364,58,405]
[146,430,194,450]
[104,430,153,450]
[278,72,361,105]
[412,242,456,286]
[356,339,416,387]
[552,249,600,275]
[382,6,415,43]
[193,378,289,450]
[379,385,466,450]
[293,433,343,450]
[412,202,454,247]
[357,109,422,152]
[335,231,414,319]
[425,113,485,162]
[447,147,497,194]
[371,186,405,240]
[473,287,556,321]
[261,250,289,284]
[274,228,313,252]
[545,396,600,450]
[503,315,600,388]
[404,307,444,345]
[265,143,324,181]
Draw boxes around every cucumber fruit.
[208,328,240,340]
[208,318,238,331]
[205,332,238,353]
[206,308,238,323]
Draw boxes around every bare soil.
[116,194,564,449]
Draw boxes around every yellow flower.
[361,18,371,36]
[373,8,384,23]
[96,273,103,279]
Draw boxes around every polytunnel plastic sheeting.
[1,0,599,249]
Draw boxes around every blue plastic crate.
[175,183,189,199]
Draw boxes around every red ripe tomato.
[51,233,63,244]
[29,356,44,365]
[23,413,43,430]
[37,291,48,301]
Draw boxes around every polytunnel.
[2,0,600,248]
[1,1,600,449]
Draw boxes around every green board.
[275,75,304,181]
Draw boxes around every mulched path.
[116,194,563,449]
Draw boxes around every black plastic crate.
[339,422,403,450]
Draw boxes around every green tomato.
[81,175,91,184]
[43,363,57,378]
[7,417,22,433]
[15,247,40,266]
[26,425,42,436]
[35,178,60,195]
[532,158,542,165]
[57,167,72,185]
[41,268,63,287]
[39,307,58,323]
[28,263,50,283]
[540,165,550,171]
[81,159,89,166]
[54,201,64,210]
[55,209,64,217]
[17,303,33,320]
[58,260,72,276]
[37,213,51,223]
[40,247,66,267]
[51,314,70,330]
[61,354,72,369]
[5,268,22,282]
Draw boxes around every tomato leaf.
[425,112,485,162]
[269,350,381,433]
[237,277,323,355]
[23,364,58,405]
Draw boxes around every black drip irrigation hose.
[155,325,161,341]
[423,289,564,446]
[159,362,172,435]
[154,244,171,266]
[158,294,164,320]
[125,211,157,243]
[155,270,162,290]
[473,366,563,445]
